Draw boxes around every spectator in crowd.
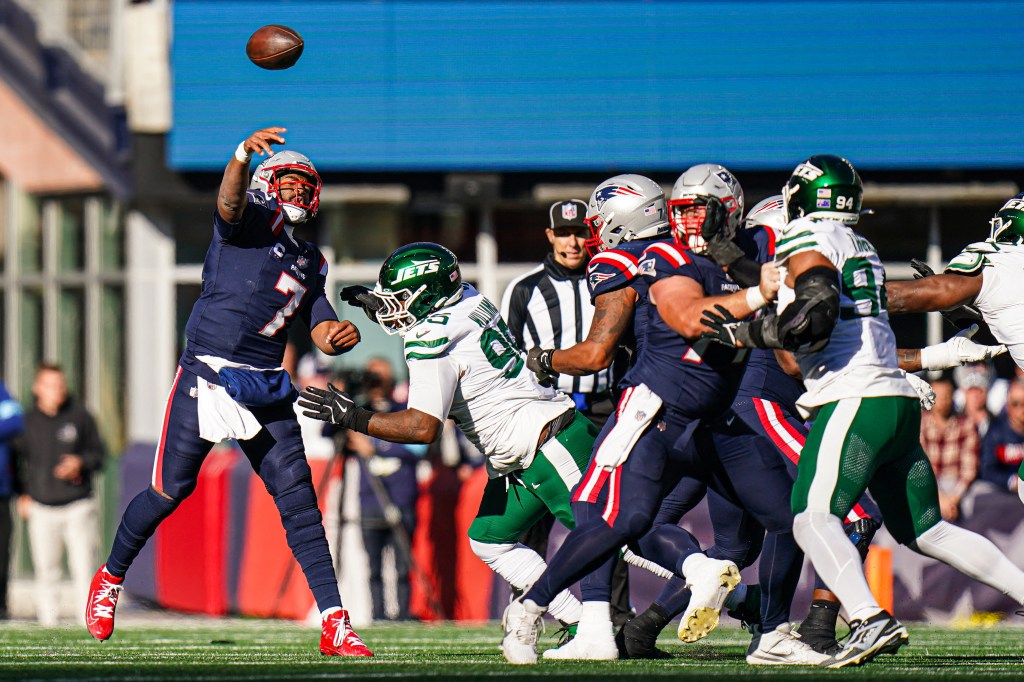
[351,357,424,621]
[980,380,1024,495]
[0,380,24,620]
[955,364,994,438]
[14,364,104,625]
[295,350,336,460]
[920,374,979,521]
[499,200,631,626]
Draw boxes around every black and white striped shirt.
[500,254,611,396]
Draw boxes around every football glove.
[919,323,1007,371]
[298,383,373,433]
[701,196,745,268]
[526,347,558,388]
[340,285,381,323]
[699,304,747,348]
[902,371,936,411]
[908,258,983,327]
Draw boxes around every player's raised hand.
[241,126,287,159]
[759,262,781,303]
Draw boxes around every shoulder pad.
[774,218,832,263]
[403,317,454,361]
[246,189,273,209]
[587,249,639,297]
[945,241,997,275]
[637,241,693,280]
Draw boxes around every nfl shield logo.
[562,203,578,221]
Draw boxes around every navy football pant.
[106,367,341,611]
[527,410,706,608]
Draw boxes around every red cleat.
[320,609,374,657]
[85,565,123,641]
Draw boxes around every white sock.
[320,606,341,620]
[469,539,582,623]
[724,583,748,610]
[914,520,1024,603]
[576,601,613,640]
[793,511,881,622]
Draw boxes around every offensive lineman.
[701,154,1024,668]
[885,193,1024,502]
[85,127,372,656]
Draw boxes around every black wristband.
[349,406,373,434]
[538,348,555,373]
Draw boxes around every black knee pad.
[844,517,881,561]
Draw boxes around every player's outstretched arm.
[885,273,982,315]
[299,384,443,444]
[897,324,1006,372]
[217,127,287,223]
[651,262,779,340]
[311,319,360,356]
[551,287,637,375]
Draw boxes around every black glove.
[699,304,745,348]
[340,285,381,323]
[298,383,373,433]
[526,347,558,388]
[908,258,984,327]
[701,197,745,267]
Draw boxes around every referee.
[500,199,614,424]
[499,200,631,629]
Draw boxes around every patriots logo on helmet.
[594,184,643,209]
[562,203,578,220]
[716,171,737,189]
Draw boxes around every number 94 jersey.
[774,217,916,414]
[403,284,574,478]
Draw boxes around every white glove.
[902,371,936,410]
[918,324,1007,371]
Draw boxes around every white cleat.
[501,598,545,665]
[677,556,741,643]
[542,632,618,660]
[746,623,831,666]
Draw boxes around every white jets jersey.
[774,217,917,415]
[403,283,575,477]
[946,240,1024,370]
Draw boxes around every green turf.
[0,620,1020,681]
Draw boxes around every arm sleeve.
[406,356,459,423]
[305,253,339,330]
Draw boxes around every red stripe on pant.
[754,398,869,524]
[572,458,610,504]
[601,467,621,525]
[151,367,183,493]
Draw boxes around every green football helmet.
[782,154,863,225]
[989,193,1024,244]
[374,242,463,335]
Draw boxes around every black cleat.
[821,611,908,668]
[616,616,673,660]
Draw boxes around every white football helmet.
[744,195,788,235]
[249,150,322,224]
[584,174,669,255]
[668,164,744,253]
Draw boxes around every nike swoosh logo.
[415,330,430,338]
[531,482,541,490]
[725,416,735,426]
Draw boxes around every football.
[245,25,304,70]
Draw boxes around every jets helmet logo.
[793,163,825,181]
[1000,198,1024,212]
[393,259,440,284]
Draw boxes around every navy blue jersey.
[624,240,746,417]
[586,241,653,362]
[735,225,804,411]
[182,190,337,371]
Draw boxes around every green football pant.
[468,411,597,544]
[791,395,941,544]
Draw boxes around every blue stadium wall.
[170,1,1024,172]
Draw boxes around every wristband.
[235,141,252,163]
[745,286,767,311]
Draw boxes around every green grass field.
[0,619,1020,681]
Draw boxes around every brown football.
[246,25,304,70]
